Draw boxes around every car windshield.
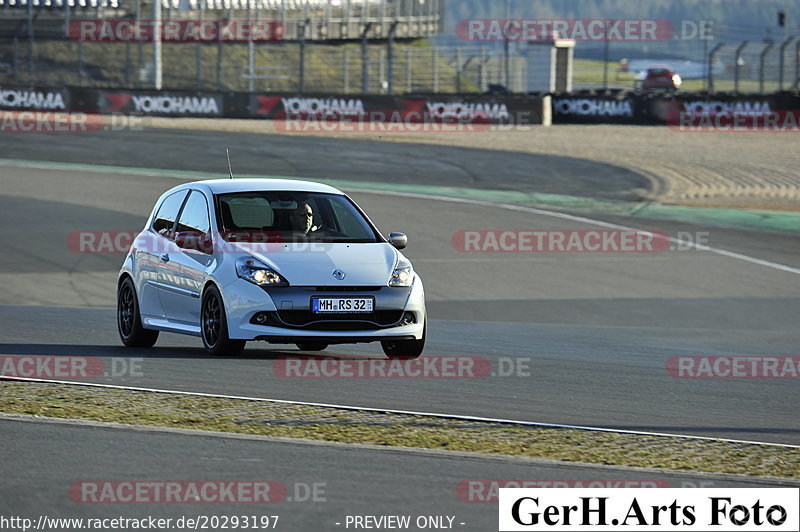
[215,191,381,244]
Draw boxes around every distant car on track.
[117,179,426,358]
[634,66,682,92]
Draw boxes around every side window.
[330,198,373,237]
[176,191,211,235]
[219,196,273,230]
[152,190,188,235]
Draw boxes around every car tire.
[117,277,159,348]
[201,285,246,356]
[381,321,425,359]
[296,343,328,351]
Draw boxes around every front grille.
[251,310,404,331]
[302,286,383,292]
[278,310,403,327]
[298,322,382,331]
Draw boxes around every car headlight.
[388,258,414,287]
[236,257,289,287]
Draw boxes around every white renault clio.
[117,179,426,358]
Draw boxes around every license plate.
[312,297,374,314]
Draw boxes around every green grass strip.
[1,382,798,479]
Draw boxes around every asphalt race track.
[0,417,784,530]
[1,129,799,523]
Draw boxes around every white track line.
[348,188,800,276]
[3,376,798,449]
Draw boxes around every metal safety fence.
[0,36,529,93]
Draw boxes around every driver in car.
[289,202,320,236]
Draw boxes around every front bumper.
[220,277,426,342]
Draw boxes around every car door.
[137,189,189,320]
[158,190,214,325]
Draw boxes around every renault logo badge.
[332,269,346,280]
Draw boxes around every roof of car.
[180,178,344,195]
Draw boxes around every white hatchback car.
[117,179,426,357]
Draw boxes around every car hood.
[230,242,400,286]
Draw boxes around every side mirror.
[175,231,213,254]
[388,232,408,250]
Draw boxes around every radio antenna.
[226,148,234,179]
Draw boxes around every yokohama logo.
[0,89,65,110]
[682,101,771,115]
[426,101,508,121]
[554,99,633,117]
[131,95,220,115]
[281,97,366,117]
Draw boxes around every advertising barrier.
[0,86,70,111]
[2,85,797,127]
[96,90,226,117]
[551,90,644,124]
[0,86,546,124]
[248,93,544,124]
[550,90,800,126]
